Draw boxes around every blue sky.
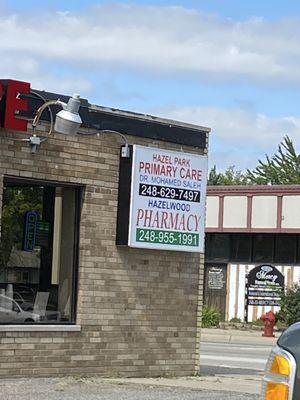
[1,0,300,170]
[7,0,300,19]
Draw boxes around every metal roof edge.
[89,104,211,133]
[207,184,300,195]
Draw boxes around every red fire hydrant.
[261,311,276,337]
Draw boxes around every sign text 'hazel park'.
[128,145,208,252]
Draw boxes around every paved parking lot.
[0,377,259,400]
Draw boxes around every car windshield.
[0,295,19,312]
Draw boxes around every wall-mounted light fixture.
[32,93,82,135]
[0,80,133,156]
[26,93,82,153]
[30,92,130,157]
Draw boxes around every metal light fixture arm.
[32,99,68,136]
[100,130,130,158]
[77,129,130,158]
[25,98,69,153]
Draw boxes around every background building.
[205,185,300,322]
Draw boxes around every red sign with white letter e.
[0,79,30,132]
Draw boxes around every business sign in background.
[128,145,208,252]
[245,265,284,309]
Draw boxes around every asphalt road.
[199,340,273,376]
[0,377,259,400]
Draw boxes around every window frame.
[0,175,83,325]
[205,232,300,266]
[205,233,231,262]
[230,233,252,263]
[274,234,297,264]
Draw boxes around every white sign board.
[128,145,208,252]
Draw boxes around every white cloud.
[1,3,300,172]
[0,4,300,169]
[0,5,300,86]
[154,105,300,145]
[151,105,300,170]
[0,54,92,95]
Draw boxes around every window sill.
[0,325,81,332]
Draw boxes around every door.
[204,263,227,321]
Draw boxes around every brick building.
[0,79,209,377]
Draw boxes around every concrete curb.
[102,376,261,395]
[201,328,279,345]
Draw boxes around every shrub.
[275,320,288,331]
[202,306,221,328]
[229,317,242,323]
[251,319,264,327]
[278,284,300,326]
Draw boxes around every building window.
[0,177,81,324]
[274,234,296,264]
[252,234,274,263]
[206,232,300,265]
[296,236,300,264]
[205,234,230,262]
[231,234,252,262]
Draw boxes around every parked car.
[13,292,34,311]
[13,291,60,321]
[13,284,36,303]
[261,322,300,399]
[0,294,40,323]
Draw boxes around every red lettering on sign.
[4,80,30,132]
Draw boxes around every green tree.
[247,135,300,184]
[0,187,43,279]
[208,165,249,186]
[277,285,300,326]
